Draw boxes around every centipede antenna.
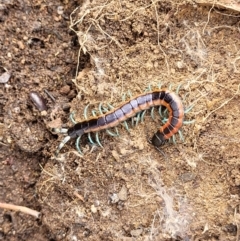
[183,119,195,124]
[178,130,184,141]
[52,128,68,134]
[155,146,168,160]
[95,132,103,147]
[55,135,71,156]
[69,112,77,124]
[84,104,90,120]
[123,121,129,132]
[75,136,83,155]
[87,132,95,144]
[147,137,168,161]
[140,110,147,122]
[150,107,155,120]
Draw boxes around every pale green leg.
[92,110,97,116]
[76,136,83,155]
[135,112,141,126]
[95,132,103,147]
[184,105,194,114]
[158,106,164,118]
[70,112,77,124]
[144,84,152,92]
[123,121,129,132]
[106,128,119,137]
[176,84,182,94]
[122,93,126,101]
[172,134,176,144]
[140,110,147,122]
[150,107,155,120]
[84,104,90,119]
[88,132,95,145]
[178,130,184,141]
[183,119,195,124]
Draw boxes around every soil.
[0,0,240,241]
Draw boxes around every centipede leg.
[178,130,184,141]
[158,106,164,118]
[157,82,162,89]
[127,90,132,98]
[123,121,129,132]
[75,136,83,155]
[184,105,194,114]
[70,112,77,124]
[183,119,195,124]
[140,110,147,122]
[168,83,172,90]
[106,129,118,137]
[95,132,103,147]
[172,134,176,144]
[134,112,141,126]
[107,103,114,110]
[176,84,182,94]
[150,107,155,120]
[88,132,95,145]
[92,109,97,116]
[144,84,152,92]
[122,93,126,102]
[84,104,90,120]
[99,102,109,115]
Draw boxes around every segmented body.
[65,89,184,150]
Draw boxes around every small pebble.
[0,71,11,83]
[59,85,70,95]
[90,205,97,213]
[118,185,128,201]
[130,228,142,237]
[109,193,119,203]
[29,91,47,111]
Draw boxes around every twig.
[0,202,40,219]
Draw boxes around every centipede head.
[151,131,166,147]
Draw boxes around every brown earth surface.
[0,0,240,241]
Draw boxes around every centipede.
[53,88,186,155]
